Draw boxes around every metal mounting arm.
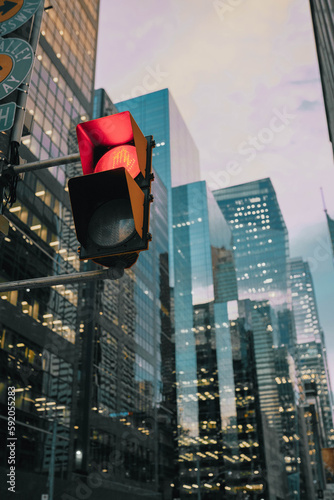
[0,266,124,291]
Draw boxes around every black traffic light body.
[68,112,154,269]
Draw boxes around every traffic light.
[68,111,154,269]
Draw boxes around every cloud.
[298,99,320,111]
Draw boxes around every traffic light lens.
[95,145,140,178]
[88,199,136,247]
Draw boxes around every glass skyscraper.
[228,298,291,500]
[289,257,334,448]
[239,300,282,432]
[213,178,309,499]
[116,88,201,285]
[289,257,324,345]
[172,180,238,498]
[0,3,99,499]
[303,382,328,495]
[172,182,290,499]
[213,178,295,350]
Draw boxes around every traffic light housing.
[68,111,154,269]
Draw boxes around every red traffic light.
[95,144,140,178]
[76,111,147,179]
[69,112,154,269]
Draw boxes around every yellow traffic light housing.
[68,112,154,269]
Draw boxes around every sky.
[95,0,334,384]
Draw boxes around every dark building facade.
[304,382,328,495]
[230,303,286,499]
[309,0,334,155]
[0,5,174,500]
[289,257,334,449]
[1,3,99,499]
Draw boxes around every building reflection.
[173,181,238,497]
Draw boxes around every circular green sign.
[0,0,42,36]
[0,37,33,100]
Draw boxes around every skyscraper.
[303,382,328,495]
[289,257,334,447]
[239,300,281,432]
[213,178,295,350]
[172,180,238,498]
[116,91,243,498]
[289,257,324,345]
[232,300,289,499]
[213,179,316,499]
[172,182,289,499]
[0,3,100,499]
[116,88,201,284]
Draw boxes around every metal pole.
[11,152,81,174]
[0,266,124,291]
[48,419,57,500]
[11,0,45,145]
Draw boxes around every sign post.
[0,102,16,131]
[0,0,44,216]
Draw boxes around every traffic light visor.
[76,111,147,179]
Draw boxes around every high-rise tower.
[116,88,201,285]
[213,178,295,350]
[0,3,100,499]
[289,257,334,447]
[172,180,239,498]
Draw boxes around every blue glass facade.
[239,300,282,432]
[116,89,201,286]
[213,179,307,499]
[231,301,290,499]
[289,257,334,448]
[213,178,295,350]
[172,181,238,497]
